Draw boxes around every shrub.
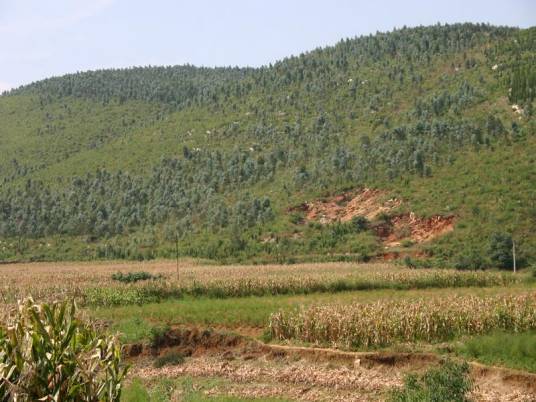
[0,298,127,401]
[111,271,162,283]
[289,213,304,225]
[403,256,416,268]
[376,212,391,223]
[454,249,486,270]
[489,233,513,269]
[84,283,179,307]
[153,351,185,368]
[400,239,414,248]
[388,359,472,402]
[402,257,433,269]
[150,324,171,348]
[351,215,369,232]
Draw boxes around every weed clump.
[150,324,171,348]
[388,359,472,402]
[153,351,185,368]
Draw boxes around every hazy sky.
[1,0,534,91]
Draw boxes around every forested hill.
[0,23,535,267]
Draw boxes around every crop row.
[269,293,536,348]
[0,263,524,307]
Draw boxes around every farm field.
[1,260,535,401]
[1,17,534,402]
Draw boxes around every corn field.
[0,261,523,307]
[269,293,536,348]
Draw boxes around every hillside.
[0,23,534,267]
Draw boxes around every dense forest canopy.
[0,23,534,266]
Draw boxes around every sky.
[0,0,535,91]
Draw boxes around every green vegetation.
[0,298,127,401]
[84,284,182,307]
[150,324,171,348]
[121,379,151,402]
[112,271,163,283]
[0,24,534,266]
[153,351,185,368]
[112,316,154,343]
[82,268,521,307]
[489,233,515,269]
[96,285,535,343]
[388,360,472,402]
[455,331,536,373]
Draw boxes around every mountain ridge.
[0,23,534,267]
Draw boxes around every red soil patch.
[290,189,454,247]
[290,188,401,224]
[377,212,455,247]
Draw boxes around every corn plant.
[269,293,536,348]
[0,298,127,401]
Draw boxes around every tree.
[413,150,425,176]
[489,232,513,269]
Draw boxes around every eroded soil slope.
[291,188,401,223]
[291,188,455,247]
[128,327,536,402]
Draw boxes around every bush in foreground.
[388,359,472,402]
[0,298,127,401]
